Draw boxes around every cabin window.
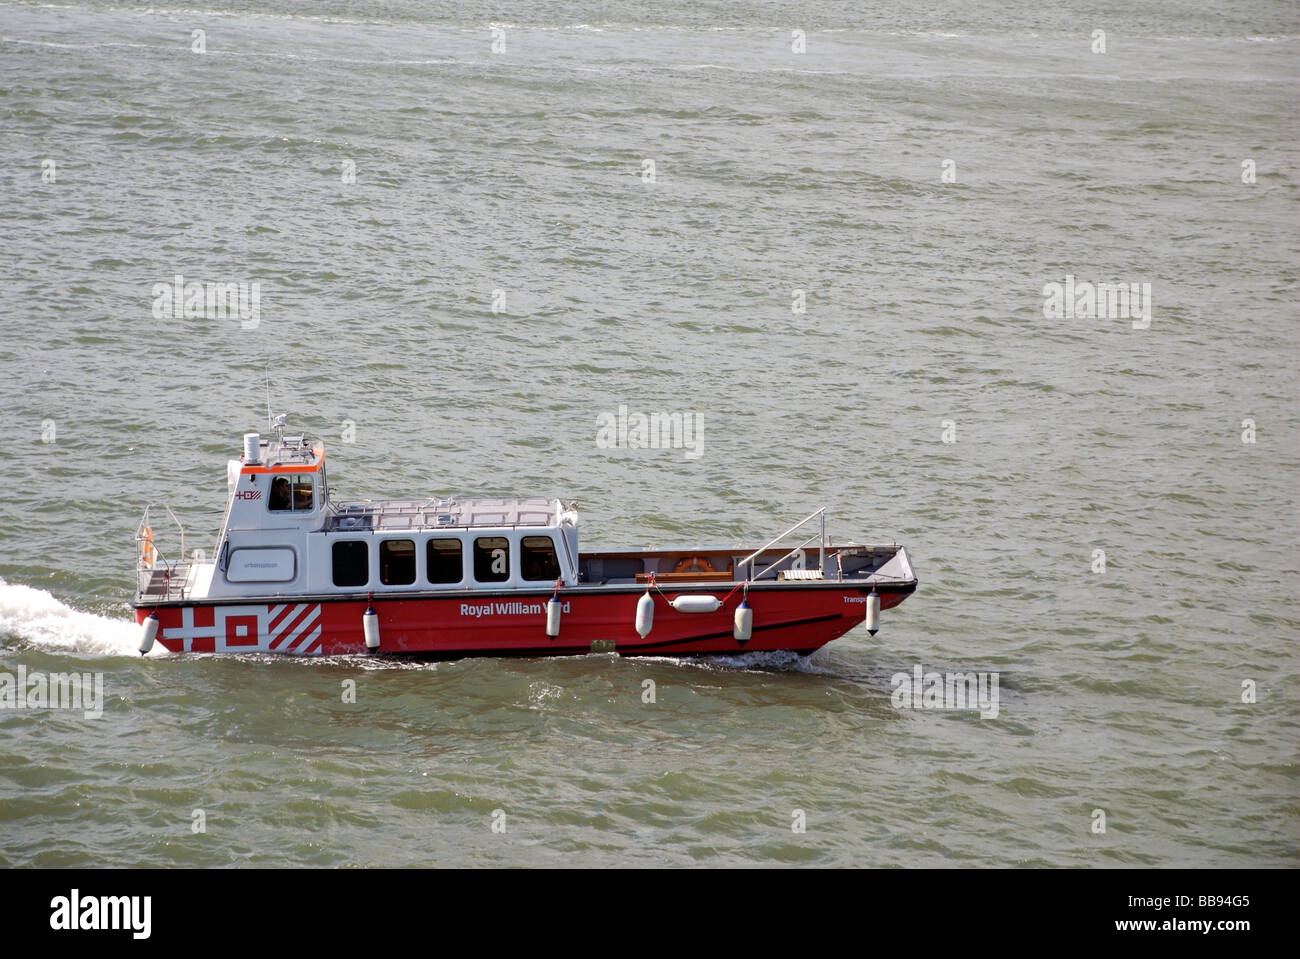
[332,540,369,587]
[379,539,416,586]
[521,536,561,581]
[473,536,510,583]
[427,538,463,584]
[270,474,314,512]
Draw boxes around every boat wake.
[0,578,156,658]
[655,649,839,674]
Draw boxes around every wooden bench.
[635,571,735,583]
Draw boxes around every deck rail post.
[738,507,828,582]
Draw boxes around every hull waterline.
[133,582,915,659]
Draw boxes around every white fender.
[733,600,752,643]
[138,613,159,655]
[546,595,562,638]
[635,592,654,638]
[669,595,721,614]
[363,604,380,651]
[865,588,880,636]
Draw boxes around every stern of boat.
[134,505,214,606]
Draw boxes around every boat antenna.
[265,366,273,430]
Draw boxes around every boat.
[131,417,918,658]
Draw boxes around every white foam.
[0,578,157,658]
[654,648,838,674]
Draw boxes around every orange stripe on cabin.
[241,446,325,475]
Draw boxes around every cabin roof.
[242,435,325,475]
[324,497,563,533]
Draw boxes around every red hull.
[134,586,912,658]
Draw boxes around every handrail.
[737,507,826,582]
[750,531,823,582]
[136,504,189,602]
[137,504,185,567]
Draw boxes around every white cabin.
[141,430,580,604]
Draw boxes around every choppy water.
[1,0,1297,867]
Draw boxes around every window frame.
[331,539,369,588]
[472,536,511,584]
[269,473,315,513]
[426,537,465,585]
[379,538,417,586]
[520,535,562,582]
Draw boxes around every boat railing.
[737,507,826,582]
[135,505,194,603]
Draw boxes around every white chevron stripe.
[268,604,311,647]
[266,603,288,630]
[292,624,323,655]
[276,605,321,652]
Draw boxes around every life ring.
[140,526,157,569]
[674,555,715,575]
